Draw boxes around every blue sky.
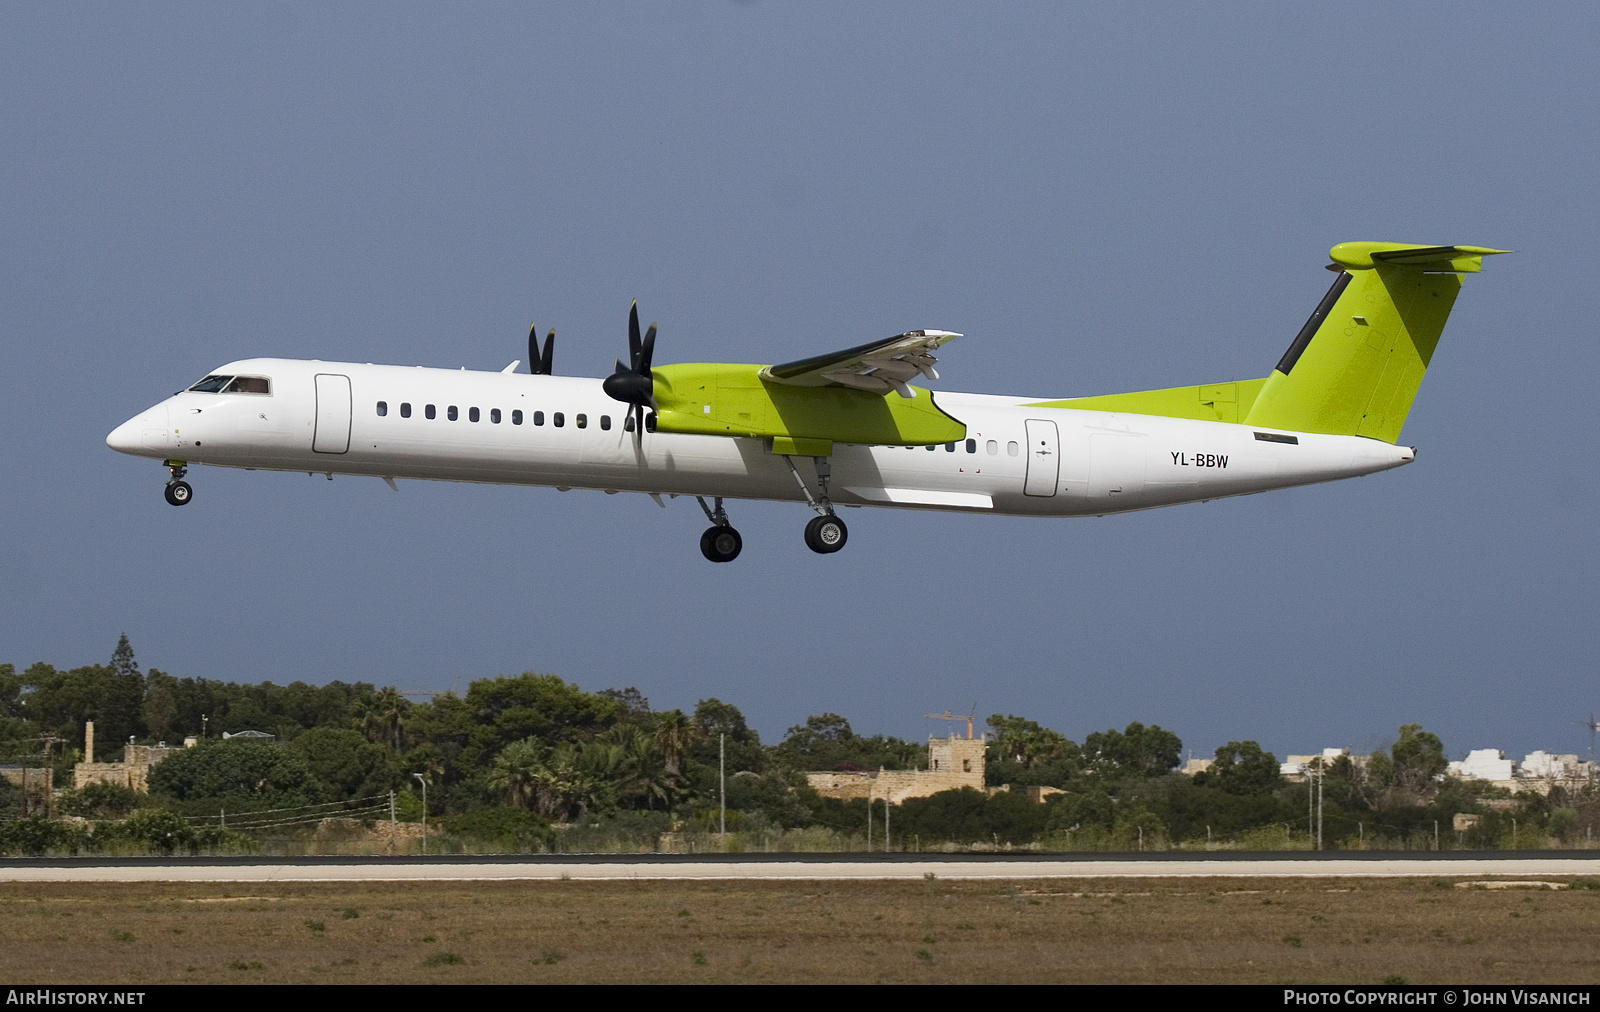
[2,3,1595,762]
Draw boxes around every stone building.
[806,734,988,804]
[72,720,184,793]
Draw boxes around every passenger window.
[926,445,936,452]
[945,442,955,452]
[1007,441,1019,456]
[491,408,501,424]
[512,409,522,425]
[448,406,459,421]
[645,412,656,432]
[600,415,611,430]
[624,414,635,432]
[554,412,564,427]
[400,402,412,418]
[966,439,976,453]
[425,404,436,420]
[986,440,997,455]
[534,411,544,426]
[469,407,480,422]
[576,413,587,429]
[376,401,387,417]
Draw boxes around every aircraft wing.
[758,330,961,398]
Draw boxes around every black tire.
[164,481,192,506]
[699,525,742,563]
[803,514,848,554]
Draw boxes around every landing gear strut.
[163,461,192,506]
[783,455,848,554]
[696,496,741,563]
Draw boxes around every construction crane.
[925,708,979,739]
[1574,713,1600,762]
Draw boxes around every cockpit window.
[188,375,233,393]
[224,376,270,394]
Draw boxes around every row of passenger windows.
[375,400,1018,454]
[375,401,637,431]
[913,439,1020,456]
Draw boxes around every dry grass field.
[0,876,1596,984]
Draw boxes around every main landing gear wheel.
[700,525,743,563]
[164,480,192,506]
[804,514,847,554]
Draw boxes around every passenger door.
[313,374,352,454]
[1023,419,1059,497]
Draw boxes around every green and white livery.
[107,241,1505,562]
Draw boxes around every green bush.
[91,809,253,856]
[58,782,145,819]
[441,807,553,852]
[0,816,88,856]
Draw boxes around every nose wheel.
[803,514,847,554]
[163,461,192,506]
[699,524,743,563]
[695,496,742,563]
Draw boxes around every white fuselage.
[107,358,1415,516]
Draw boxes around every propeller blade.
[528,323,539,374]
[628,302,642,371]
[540,330,555,374]
[639,323,657,374]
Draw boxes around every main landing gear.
[785,455,847,555]
[696,496,742,563]
[695,455,851,563]
[163,461,192,506]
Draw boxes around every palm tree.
[356,687,410,751]
[487,738,544,809]
[652,710,699,776]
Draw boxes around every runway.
[5,852,1599,882]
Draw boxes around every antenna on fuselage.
[528,323,555,375]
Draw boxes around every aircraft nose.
[107,404,170,456]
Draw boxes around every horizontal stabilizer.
[1330,242,1510,273]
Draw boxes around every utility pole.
[719,733,726,840]
[389,790,396,854]
[36,734,62,820]
[1316,759,1324,851]
[413,773,428,855]
[884,795,891,853]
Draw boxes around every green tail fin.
[1242,242,1507,443]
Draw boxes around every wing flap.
[760,330,961,396]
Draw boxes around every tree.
[1391,723,1447,781]
[1208,741,1282,795]
[772,713,918,773]
[599,687,650,719]
[1082,722,1182,779]
[141,671,179,743]
[689,698,763,772]
[988,715,1073,769]
[103,635,146,744]
[289,727,398,801]
[487,738,544,809]
[355,686,410,751]
[147,739,322,807]
[652,709,699,776]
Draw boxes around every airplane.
[107,241,1505,562]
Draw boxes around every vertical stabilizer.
[1242,243,1506,443]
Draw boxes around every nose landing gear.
[163,460,192,506]
[696,496,742,563]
